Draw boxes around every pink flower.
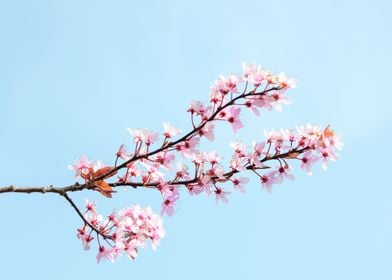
[263,129,279,144]
[214,187,231,204]
[242,62,267,86]
[85,199,96,213]
[175,162,191,180]
[198,122,215,141]
[127,128,144,143]
[244,97,263,115]
[230,140,247,156]
[140,162,164,183]
[161,193,179,217]
[187,183,203,196]
[247,95,273,111]
[96,246,115,263]
[175,137,200,158]
[247,153,265,168]
[213,74,241,95]
[84,211,103,228]
[232,177,249,193]
[206,164,225,179]
[188,175,212,195]
[266,72,278,84]
[242,62,258,80]
[102,204,165,260]
[123,245,138,260]
[220,107,243,132]
[188,100,208,116]
[118,162,140,182]
[252,141,265,157]
[116,144,131,160]
[276,73,296,89]
[296,124,323,146]
[210,88,224,104]
[230,154,247,171]
[206,151,221,165]
[142,129,159,146]
[319,127,343,151]
[269,90,292,112]
[300,150,319,175]
[331,133,343,150]
[318,147,339,170]
[155,151,175,170]
[77,226,94,250]
[127,128,159,146]
[273,165,295,183]
[192,152,206,166]
[163,122,181,138]
[157,182,172,198]
[281,129,296,143]
[260,172,279,193]
[200,175,213,195]
[68,155,91,178]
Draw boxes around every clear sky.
[1,0,391,279]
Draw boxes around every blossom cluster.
[77,200,164,263]
[68,63,341,262]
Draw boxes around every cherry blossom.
[318,147,339,170]
[85,199,96,213]
[230,154,247,171]
[161,193,179,217]
[76,202,165,263]
[65,64,341,262]
[242,62,267,86]
[188,100,209,116]
[221,107,243,132]
[163,122,181,138]
[206,151,221,165]
[198,122,215,141]
[210,87,224,104]
[176,137,200,158]
[154,151,175,170]
[127,128,144,143]
[232,177,249,193]
[214,187,231,204]
[68,155,91,178]
[96,246,115,263]
[300,150,319,175]
[8,62,343,263]
[277,73,297,89]
[127,128,159,146]
[273,165,295,183]
[244,97,264,115]
[230,140,247,156]
[115,145,131,164]
[269,90,292,112]
[77,226,94,250]
[260,172,279,193]
[175,162,191,180]
[212,74,241,95]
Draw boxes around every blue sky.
[0,0,391,279]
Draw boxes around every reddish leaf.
[323,126,334,138]
[94,180,115,198]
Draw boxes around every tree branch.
[61,192,111,239]
[90,86,281,183]
[0,146,309,194]
[0,183,88,195]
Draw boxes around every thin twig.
[61,192,111,239]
